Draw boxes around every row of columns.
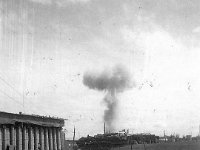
[0,125,62,150]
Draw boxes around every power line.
[0,74,48,115]
[0,75,23,97]
[0,88,23,106]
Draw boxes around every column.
[5,127,10,149]
[2,126,6,150]
[39,127,44,150]
[60,131,65,150]
[28,126,34,150]
[16,125,22,150]
[22,125,28,150]
[52,128,57,150]
[14,126,16,148]
[34,127,38,150]
[56,129,61,150]
[44,128,49,150]
[48,128,53,150]
[0,126,2,150]
[10,125,15,146]
[31,127,34,150]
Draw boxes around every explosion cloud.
[83,65,132,132]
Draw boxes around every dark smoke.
[83,65,132,132]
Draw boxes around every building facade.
[0,111,65,150]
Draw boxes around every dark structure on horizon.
[0,111,65,150]
[76,132,159,150]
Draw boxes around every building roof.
[0,111,65,127]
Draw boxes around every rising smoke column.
[83,65,132,132]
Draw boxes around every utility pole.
[72,126,76,149]
[104,122,106,134]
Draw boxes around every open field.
[113,142,200,150]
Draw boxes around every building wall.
[0,124,63,150]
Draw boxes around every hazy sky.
[1,0,200,139]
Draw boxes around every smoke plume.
[83,65,132,132]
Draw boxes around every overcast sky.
[1,0,200,139]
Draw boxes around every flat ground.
[112,142,200,150]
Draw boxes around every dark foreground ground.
[112,141,200,150]
[65,141,200,150]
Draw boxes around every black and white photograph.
[1,0,200,150]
